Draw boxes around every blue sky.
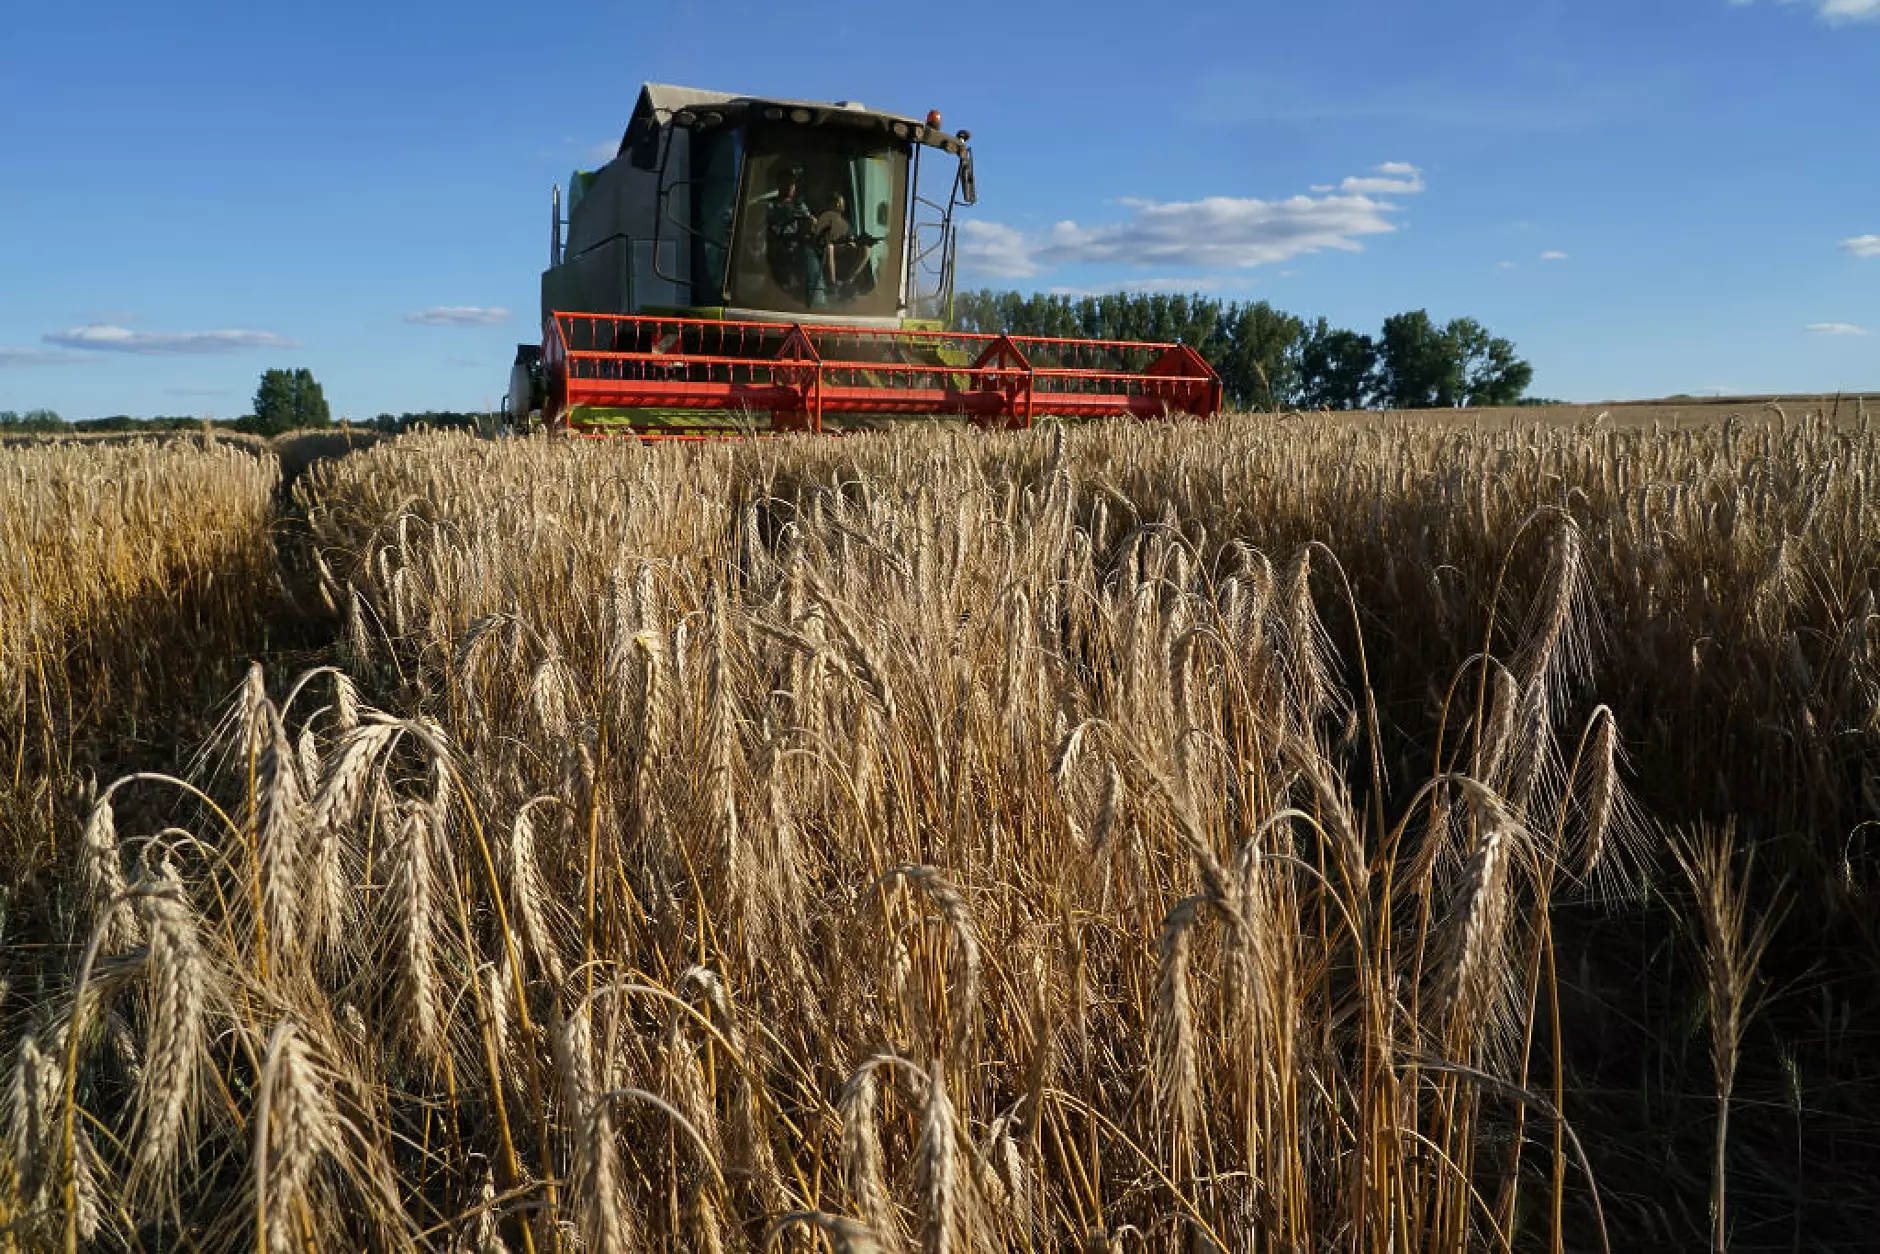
[1,0,1874,418]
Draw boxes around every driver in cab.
[764,168,822,304]
[811,191,871,292]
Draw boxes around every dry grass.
[1,408,1875,1250]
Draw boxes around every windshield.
[730,124,908,318]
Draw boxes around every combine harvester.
[506,83,1222,437]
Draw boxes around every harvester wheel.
[507,344,545,429]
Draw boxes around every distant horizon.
[14,387,1880,427]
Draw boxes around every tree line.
[1,369,336,436]
[0,409,68,432]
[0,410,220,434]
[951,289,1539,411]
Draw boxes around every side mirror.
[876,202,889,226]
[958,151,977,206]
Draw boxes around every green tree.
[0,408,65,432]
[1217,302,1304,410]
[1445,317,1535,406]
[1298,319,1377,411]
[250,367,331,436]
[954,290,1533,412]
[1375,310,1463,409]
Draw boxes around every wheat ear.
[128,858,214,1219]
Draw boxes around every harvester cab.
[507,82,1221,437]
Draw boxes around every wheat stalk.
[1441,785,1524,1055]
[838,1059,902,1251]
[385,804,444,1065]
[252,1018,344,1254]
[128,858,214,1219]
[1673,824,1786,1254]
[1154,895,1204,1163]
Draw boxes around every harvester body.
[508,83,1221,436]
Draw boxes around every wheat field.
[1,411,1875,1252]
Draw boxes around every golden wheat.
[2,407,1873,1250]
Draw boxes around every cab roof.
[618,82,969,159]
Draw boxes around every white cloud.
[1805,321,1868,336]
[1817,0,1880,23]
[962,180,1422,282]
[0,346,85,366]
[404,306,512,327]
[1340,162,1427,195]
[957,221,1045,279]
[1734,0,1880,22]
[1539,250,1569,260]
[41,326,298,354]
[960,166,1425,281]
[1841,234,1880,258]
[1497,260,1517,269]
[1045,196,1405,267]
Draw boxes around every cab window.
[730,125,908,317]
